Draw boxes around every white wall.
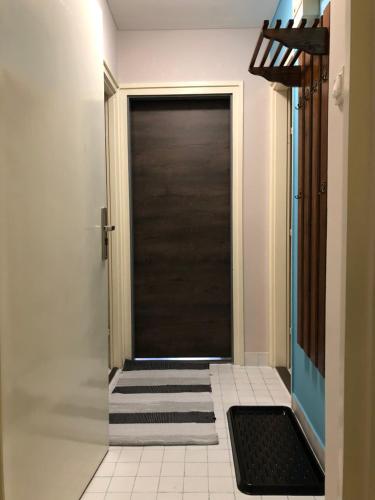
[325,0,375,497]
[116,28,272,356]
[339,0,375,496]
[325,0,350,496]
[97,0,118,78]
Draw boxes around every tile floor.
[83,364,325,500]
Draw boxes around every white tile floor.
[83,364,325,500]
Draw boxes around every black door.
[130,96,232,358]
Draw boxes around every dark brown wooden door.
[129,97,232,358]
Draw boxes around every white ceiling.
[107,0,279,31]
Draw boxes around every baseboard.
[276,366,291,393]
[244,352,269,366]
[292,396,325,469]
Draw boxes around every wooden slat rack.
[249,18,329,87]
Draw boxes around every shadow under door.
[129,96,232,359]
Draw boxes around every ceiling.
[107,0,279,31]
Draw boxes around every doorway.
[269,83,293,391]
[107,82,244,366]
[103,63,119,367]
[104,82,112,366]
[129,96,232,359]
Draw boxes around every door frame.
[268,82,292,370]
[103,63,126,368]
[108,81,244,365]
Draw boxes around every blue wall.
[291,88,325,446]
[272,0,326,447]
[272,0,293,24]
[272,0,330,21]
[320,0,330,14]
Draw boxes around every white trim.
[268,84,290,368]
[119,81,243,90]
[270,82,288,92]
[104,61,118,97]
[103,62,124,367]
[113,81,245,365]
[103,64,129,368]
[106,91,132,367]
[109,368,121,394]
[244,352,270,366]
[292,396,325,469]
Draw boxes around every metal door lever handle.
[101,207,114,260]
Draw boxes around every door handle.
[101,208,114,260]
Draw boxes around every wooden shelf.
[249,18,329,87]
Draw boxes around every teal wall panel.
[272,0,293,23]
[271,1,327,446]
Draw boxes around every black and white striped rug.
[109,360,218,446]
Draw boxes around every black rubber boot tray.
[227,406,325,496]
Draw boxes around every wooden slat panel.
[302,53,313,352]
[249,20,269,69]
[317,5,330,375]
[309,53,322,364]
[297,53,306,348]
[297,4,330,376]
[263,25,328,55]
[260,20,281,67]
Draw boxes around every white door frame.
[268,82,291,368]
[104,62,117,98]
[103,63,126,369]
[108,81,245,366]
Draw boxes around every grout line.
[155,446,165,494]
[85,364,309,500]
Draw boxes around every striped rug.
[109,360,218,446]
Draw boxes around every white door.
[0,2,108,499]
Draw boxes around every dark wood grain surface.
[297,58,305,348]
[297,4,330,376]
[302,53,313,353]
[129,97,232,358]
[317,6,330,374]
[310,51,322,363]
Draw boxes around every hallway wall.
[273,0,328,449]
[339,0,375,496]
[116,28,272,359]
[324,0,350,495]
[97,0,118,78]
[324,1,375,498]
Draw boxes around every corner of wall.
[97,0,118,80]
[244,352,269,366]
[292,395,325,468]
